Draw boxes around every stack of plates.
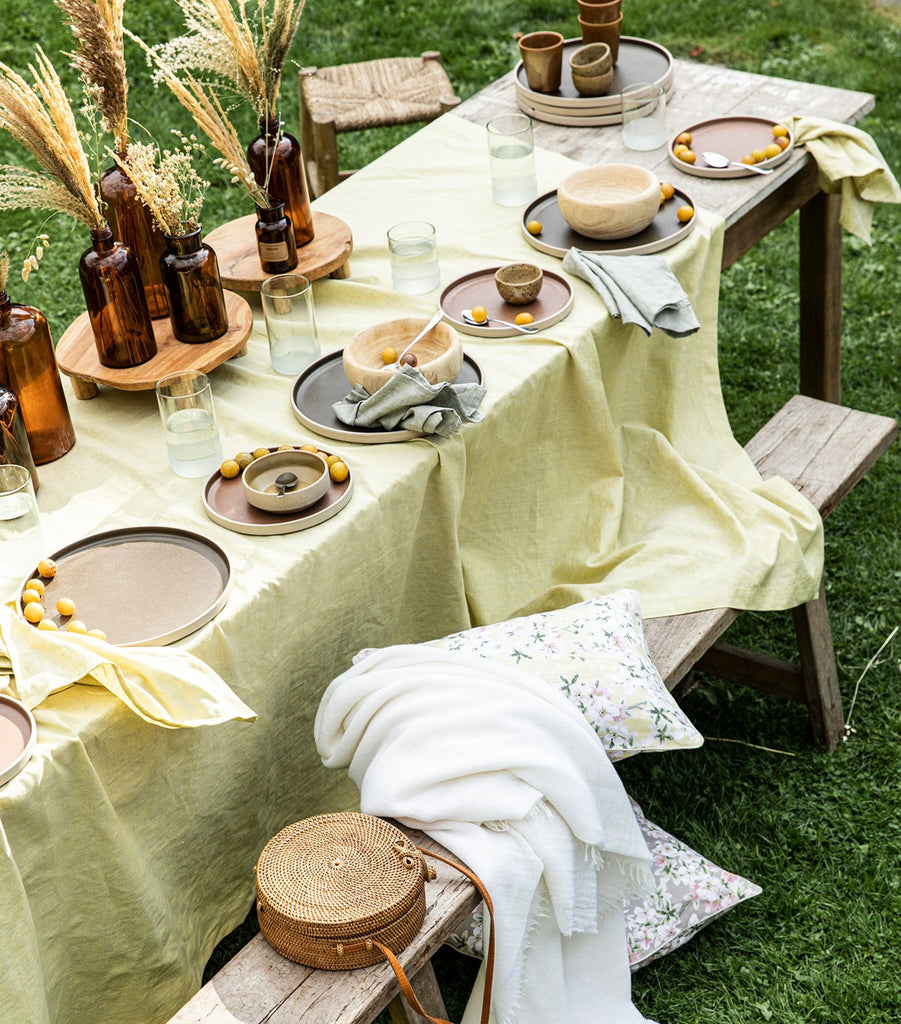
[515,37,674,127]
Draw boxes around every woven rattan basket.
[255,812,435,970]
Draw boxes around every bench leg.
[793,580,845,751]
[387,959,448,1024]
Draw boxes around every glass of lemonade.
[487,113,538,207]
[260,273,320,376]
[155,370,223,478]
[387,221,441,294]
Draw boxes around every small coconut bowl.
[557,163,660,240]
[494,263,544,306]
[569,43,614,97]
[242,449,330,514]
[343,317,463,394]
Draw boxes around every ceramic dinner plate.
[0,695,36,787]
[521,185,696,259]
[516,86,675,128]
[291,350,484,444]
[667,116,794,178]
[17,527,232,646]
[203,446,354,536]
[440,268,574,338]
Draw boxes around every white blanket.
[314,646,657,1024]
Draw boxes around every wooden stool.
[299,52,460,196]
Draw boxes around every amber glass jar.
[160,229,229,344]
[254,202,299,274]
[247,116,315,247]
[0,291,75,464]
[0,385,40,489]
[100,160,170,319]
[78,226,157,368]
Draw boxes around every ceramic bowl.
[557,163,660,240]
[242,449,330,514]
[343,317,463,394]
[569,43,614,96]
[494,263,544,305]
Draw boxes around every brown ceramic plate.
[440,268,574,338]
[514,37,673,114]
[291,350,484,444]
[666,116,794,178]
[17,527,232,646]
[521,185,696,258]
[0,695,36,788]
[203,446,353,536]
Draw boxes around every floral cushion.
[447,800,762,970]
[419,590,702,759]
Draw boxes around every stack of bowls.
[568,42,614,97]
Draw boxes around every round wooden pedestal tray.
[55,291,254,399]
[203,211,354,291]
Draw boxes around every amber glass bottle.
[0,291,75,464]
[78,226,157,368]
[160,229,229,344]
[254,202,299,274]
[0,385,40,489]
[247,116,315,247]
[100,160,170,319]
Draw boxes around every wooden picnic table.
[451,54,875,404]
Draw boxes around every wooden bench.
[166,831,480,1024]
[645,394,897,750]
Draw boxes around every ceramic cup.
[569,42,614,97]
[578,14,622,63]
[518,31,565,93]
[577,0,622,24]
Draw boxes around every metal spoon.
[391,308,444,368]
[461,309,539,334]
[701,150,773,175]
[275,471,298,496]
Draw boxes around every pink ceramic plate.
[666,116,794,178]
[440,267,574,338]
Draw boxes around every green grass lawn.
[2,2,900,1021]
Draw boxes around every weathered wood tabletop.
[453,56,875,404]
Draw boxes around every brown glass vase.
[160,228,229,344]
[100,160,170,319]
[0,385,40,489]
[0,290,75,464]
[79,226,157,369]
[255,201,299,274]
[247,116,315,247]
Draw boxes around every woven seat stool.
[299,52,460,196]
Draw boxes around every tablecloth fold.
[787,115,901,243]
[0,603,256,728]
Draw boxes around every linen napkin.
[561,248,701,337]
[333,363,486,437]
[0,603,256,728]
[785,115,901,244]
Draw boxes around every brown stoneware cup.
[578,14,622,63]
[577,0,622,24]
[518,31,565,93]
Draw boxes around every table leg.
[799,191,843,404]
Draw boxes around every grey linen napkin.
[333,364,486,437]
[561,247,701,337]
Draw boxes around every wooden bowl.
[494,263,544,305]
[242,450,330,514]
[343,318,463,394]
[557,163,660,240]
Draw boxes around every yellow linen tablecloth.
[0,114,821,1024]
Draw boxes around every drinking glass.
[155,371,223,478]
[387,221,441,294]
[486,114,538,207]
[0,464,44,580]
[260,273,320,376]
[621,82,668,151]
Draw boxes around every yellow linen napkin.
[0,603,256,728]
[786,115,901,244]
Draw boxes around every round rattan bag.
[255,812,435,970]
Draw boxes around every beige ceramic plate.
[440,267,574,338]
[666,116,794,178]
[203,446,353,536]
[0,695,36,787]
[521,185,696,258]
[516,85,675,128]
[17,527,232,646]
